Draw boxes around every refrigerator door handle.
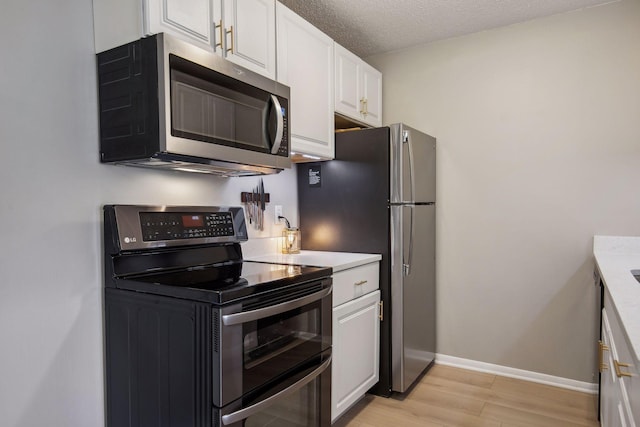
[403,130,416,203]
[403,204,414,276]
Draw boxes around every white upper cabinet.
[361,61,382,126]
[334,43,382,127]
[217,0,276,79]
[334,44,361,121]
[144,0,213,49]
[93,0,276,79]
[276,3,335,160]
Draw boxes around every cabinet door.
[334,42,382,128]
[144,0,213,50]
[601,307,637,427]
[334,43,362,121]
[276,3,335,159]
[221,0,276,79]
[361,62,382,127]
[332,290,380,422]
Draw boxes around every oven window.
[217,281,331,405]
[244,378,320,427]
[243,305,321,373]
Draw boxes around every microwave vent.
[117,154,282,177]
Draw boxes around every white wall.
[0,1,298,426]
[368,0,640,383]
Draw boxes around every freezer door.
[390,123,436,203]
[390,203,436,393]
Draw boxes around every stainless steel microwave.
[96,33,291,176]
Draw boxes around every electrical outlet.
[274,205,283,224]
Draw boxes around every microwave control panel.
[278,111,288,157]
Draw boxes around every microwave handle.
[269,94,285,154]
[221,355,331,425]
[222,285,331,326]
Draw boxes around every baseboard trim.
[435,354,598,394]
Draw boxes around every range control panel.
[110,205,248,251]
[140,212,234,241]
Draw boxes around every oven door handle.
[221,355,331,425]
[222,285,332,326]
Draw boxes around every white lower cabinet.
[600,290,639,427]
[331,263,380,423]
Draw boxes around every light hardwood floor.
[333,364,600,427]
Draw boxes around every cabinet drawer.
[332,262,379,307]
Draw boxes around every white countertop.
[246,250,381,273]
[593,235,640,363]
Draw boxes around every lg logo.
[124,237,137,244]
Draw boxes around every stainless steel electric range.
[103,205,332,427]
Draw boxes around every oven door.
[215,279,332,407]
[216,349,331,427]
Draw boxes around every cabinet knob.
[354,280,367,286]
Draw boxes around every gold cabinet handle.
[359,98,366,115]
[379,301,383,321]
[614,359,633,378]
[599,340,609,372]
[363,98,368,117]
[354,280,367,286]
[214,20,223,49]
[226,25,234,54]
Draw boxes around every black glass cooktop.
[114,261,332,304]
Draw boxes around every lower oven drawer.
[215,349,332,427]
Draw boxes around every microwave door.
[169,62,287,152]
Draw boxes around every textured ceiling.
[278,0,619,57]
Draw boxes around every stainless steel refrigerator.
[296,123,436,396]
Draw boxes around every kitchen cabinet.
[332,262,380,423]
[600,291,639,427]
[215,0,276,79]
[334,43,382,128]
[145,0,213,50]
[593,236,640,427]
[276,3,335,160]
[92,0,276,79]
